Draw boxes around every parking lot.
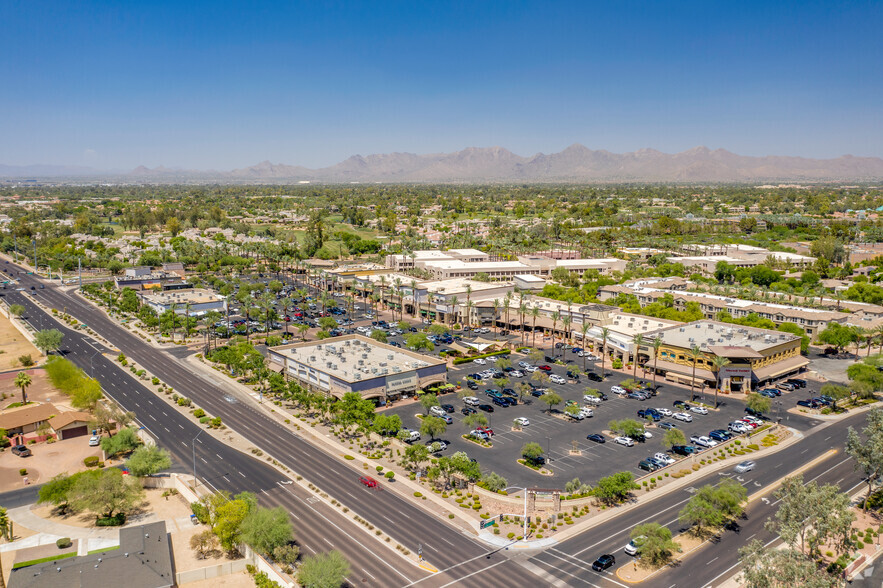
[385,348,824,487]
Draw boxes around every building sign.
[386,372,417,393]
[720,366,752,380]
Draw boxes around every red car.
[476,426,495,437]
[538,365,552,371]
[359,476,378,488]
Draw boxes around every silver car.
[734,460,756,473]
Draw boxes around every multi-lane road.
[0,261,874,587]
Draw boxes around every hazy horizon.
[3,1,881,170]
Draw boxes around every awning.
[650,359,716,382]
[751,356,809,380]
[268,363,284,374]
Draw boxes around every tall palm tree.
[410,280,419,318]
[599,327,610,379]
[562,315,572,347]
[632,334,645,380]
[876,324,883,354]
[519,302,528,346]
[651,336,663,389]
[184,302,193,340]
[378,275,388,311]
[466,300,474,330]
[241,298,254,343]
[531,306,540,348]
[503,292,512,331]
[580,322,590,373]
[449,295,459,326]
[709,355,732,408]
[465,284,473,327]
[492,298,500,333]
[394,277,403,321]
[550,311,561,353]
[687,345,703,402]
[169,302,179,342]
[13,372,31,405]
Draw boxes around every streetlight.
[192,429,205,490]
[504,486,531,539]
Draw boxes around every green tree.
[630,522,681,568]
[70,469,144,520]
[521,441,544,463]
[297,550,351,588]
[239,506,293,556]
[13,371,31,404]
[539,391,562,414]
[37,473,77,513]
[746,393,771,415]
[739,539,841,588]
[819,383,851,410]
[420,416,447,440]
[595,472,638,505]
[463,412,488,430]
[370,329,388,343]
[419,393,440,415]
[100,427,141,457]
[662,428,687,449]
[480,472,507,493]
[846,408,883,510]
[400,443,430,472]
[333,392,376,437]
[777,322,810,354]
[765,475,855,558]
[34,328,64,355]
[817,323,859,354]
[125,445,172,476]
[213,493,256,552]
[372,413,402,436]
[609,418,645,439]
[678,480,747,536]
[8,304,24,317]
[405,332,434,351]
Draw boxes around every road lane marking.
[707,556,718,565]
[436,560,507,588]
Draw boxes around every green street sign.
[481,519,496,529]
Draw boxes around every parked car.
[673,400,691,410]
[690,435,718,448]
[475,426,494,436]
[463,396,480,406]
[538,365,552,371]
[776,382,796,391]
[611,386,626,395]
[586,372,603,382]
[624,537,644,556]
[786,378,807,388]
[592,554,616,571]
[470,430,490,440]
[586,433,606,443]
[430,406,447,417]
[734,460,756,473]
[658,421,678,430]
[584,395,602,405]
[655,407,672,416]
[461,407,476,416]
[638,459,660,472]
[614,436,634,447]
[89,435,100,446]
[797,399,820,409]
[514,417,530,427]
[478,404,494,413]
[708,430,732,442]
[653,452,675,465]
[690,406,708,415]
[11,445,31,457]
[491,397,508,407]
[473,358,486,365]
[637,409,661,421]
[673,412,693,422]
[550,375,566,385]
[671,445,697,456]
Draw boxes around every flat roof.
[421,278,509,295]
[139,288,222,306]
[653,320,798,353]
[605,312,681,337]
[556,258,623,267]
[514,274,546,283]
[423,260,531,270]
[447,248,487,256]
[273,335,445,383]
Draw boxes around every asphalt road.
[0,268,542,587]
[519,408,871,587]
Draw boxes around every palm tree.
[394,277,403,321]
[169,302,179,342]
[709,355,732,408]
[492,298,500,333]
[466,300,474,330]
[632,334,645,380]
[550,311,560,354]
[687,345,703,402]
[241,298,254,343]
[876,324,883,354]
[562,315,572,348]
[651,336,663,389]
[531,306,540,348]
[13,372,32,404]
[449,295,459,326]
[378,275,388,312]
[519,302,528,346]
[599,327,610,379]
[503,292,512,331]
[580,322,590,372]
[183,302,192,340]
[410,280,419,318]
[465,284,473,327]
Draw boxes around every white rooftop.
[653,320,798,353]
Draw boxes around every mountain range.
[4,145,883,183]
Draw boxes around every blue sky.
[2,0,881,169]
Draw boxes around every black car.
[673,400,691,410]
[491,397,508,407]
[671,445,697,456]
[638,459,660,472]
[586,433,606,443]
[592,554,615,572]
[786,378,807,388]
[586,372,603,382]
[466,381,478,390]
[478,404,494,413]
[461,407,476,416]
[708,429,732,442]
[796,399,819,408]
[531,389,546,398]
[440,404,454,413]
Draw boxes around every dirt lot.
[0,312,40,372]
[180,572,252,588]
[31,487,192,529]
[0,368,72,411]
[0,435,103,493]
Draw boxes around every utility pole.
[78,257,82,288]
[32,239,37,276]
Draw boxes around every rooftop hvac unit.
[393,367,401,373]
[340,357,346,362]
[695,324,701,328]
[326,362,333,368]
[387,354,394,360]
[358,360,364,366]
[354,373,361,380]
[362,353,368,359]
[381,369,388,375]
[718,338,723,342]
[371,368,378,374]
[379,362,387,367]
[679,328,685,332]
[688,337,694,342]
[317,344,323,350]
[332,364,337,370]
[309,356,316,362]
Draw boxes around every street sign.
[481,519,496,529]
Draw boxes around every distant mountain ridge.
[3,145,883,182]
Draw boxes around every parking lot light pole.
[504,486,530,539]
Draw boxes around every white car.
[550,375,566,385]
[473,358,487,365]
[655,408,672,417]
[611,386,626,395]
[524,365,537,373]
[566,411,585,421]
[430,406,447,417]
[728,422,749,433]
[89,435,100,447]
[653,452,675,465]
[584,395,602,405]
[514,417,530,427]
[690,406,709,415]
[673,412,693,422]
[486,356,498,362]
[463,396,480,406]
[510,370,524,378]
[690,435,718,448]
[518,361,530,368]
[734,460,756,474]
[642,431,652,439]
[579,408,594,418]
[614,436,634,447]
[624,536,645,556]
